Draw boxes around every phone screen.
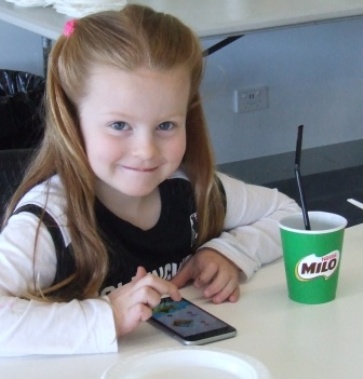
[150,297,237,345]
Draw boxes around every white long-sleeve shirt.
[0,172,299,356]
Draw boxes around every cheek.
[83,133,122,167]
[93,143,122,162]
[170,135,187,162]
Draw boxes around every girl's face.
[79,65,190,200]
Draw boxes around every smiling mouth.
[122,165,159,173]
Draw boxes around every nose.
[131,131,159,160]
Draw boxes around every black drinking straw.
[294,125,311,230]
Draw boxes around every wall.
[200,17,363,164]
[1,16,363,165]
[0,21,43,76]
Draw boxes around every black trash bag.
[0,70,45,149]
[0,149,34,221]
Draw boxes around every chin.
[115,184,157,198]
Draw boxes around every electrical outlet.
[234,86,268,113]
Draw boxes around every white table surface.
[1,223,362,379]
[1,0,363,40]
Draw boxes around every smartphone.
[149,297,237,345]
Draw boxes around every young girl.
[0,5,299,356]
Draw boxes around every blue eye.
[110,121,129,131]
[158,122,175,131]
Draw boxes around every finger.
[194,263,218,288]
[203,268,237,298]
[170,260,194,288]
[133,286,163,309]
[212,286,240,304]
[210,279,240,304]
[203,270,229,298]
[132,266,148,282]
[228,287,240,303]
[135,273,181,301]
[121,303,153,335]
[138,305,153,321]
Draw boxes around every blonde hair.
[3,4,226,301]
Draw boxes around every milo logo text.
[295,250,340,281]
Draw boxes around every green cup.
[279,211,347,304]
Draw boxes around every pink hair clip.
[63,19,77,37]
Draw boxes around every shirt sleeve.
[198,172,301,281]
[0,212,117,356]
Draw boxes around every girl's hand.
[171,249,240,304]
[107,266,181,337]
